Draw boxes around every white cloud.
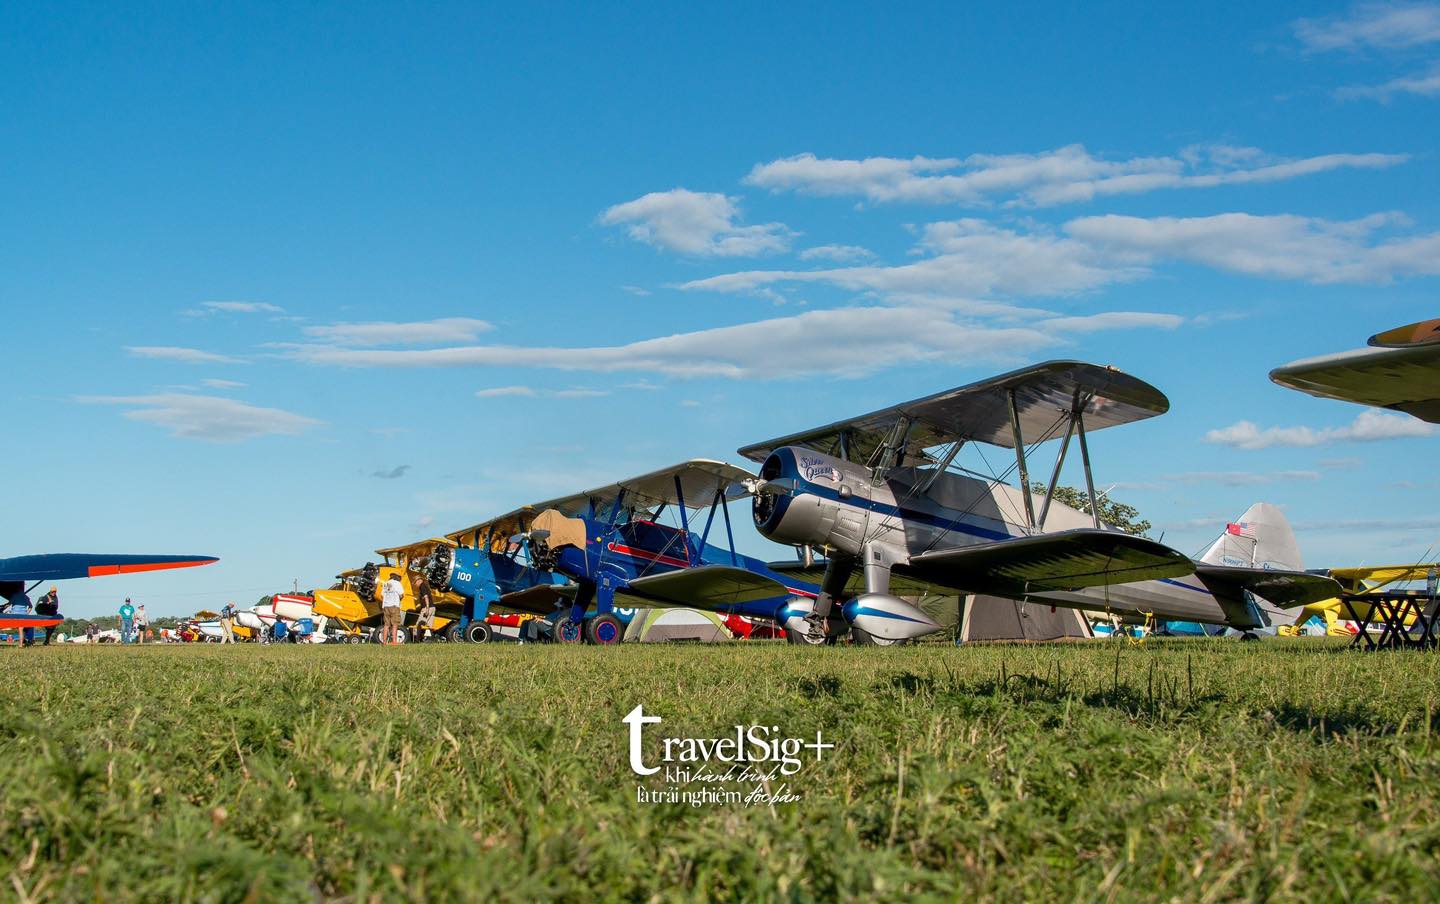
[600,188,793,256]
[287,305,1063,379]
[798,244,876,263]
[1294,2,1440,52]
[1037,312,1184,333]
[201,301,285,314]
[1204,409,1436,449]
[127,346,246,365]
[302,318,493,346]
[373,465,410,479]
[1064,212,1440,284]
[1340,65,1440,99]
[1166,470,1323,486]
[682,219,1142,299]
[201,378,247,389]
[475,386,610,398]
[743,146,1407,207]
[76,393,320,442]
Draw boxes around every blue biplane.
[504,460,874,645]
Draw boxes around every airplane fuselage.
[753,447,1279,631]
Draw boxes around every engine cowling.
[842,593,942,641]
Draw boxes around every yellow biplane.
[310,553,457,643]
[1280,563,1440,636]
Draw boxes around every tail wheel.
[465,622,493,644]
[552,615,583,645]
[851,627,902,647]
[585,614,623,645]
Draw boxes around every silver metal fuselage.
[757,448,1275,629]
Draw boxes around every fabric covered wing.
[1270,344,1440,423]
[624,566,789,609]
[766,560,940,597]
[1194,565,1342,610]
[904,530,1193,595]
[495,584,570,616]
[0,553,219,582]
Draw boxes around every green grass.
[2,640,1438,902]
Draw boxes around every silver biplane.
[1270,316,1440,423]
[742,361,1341,642]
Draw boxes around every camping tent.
[956,595,1092,644]
[623,608,734,643]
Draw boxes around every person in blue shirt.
[119,598,135,644]
[4,588,36,646]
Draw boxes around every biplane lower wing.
[1270,341,1440,424]
[1194,565,1342,610]
[496,584,571,616]
[619,566,789,610]
[904,529,1194,596]
[0,553,219,583]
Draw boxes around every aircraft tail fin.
[1198,502,1304,571]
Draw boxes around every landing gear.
[465,622,493,644]
[444,623,463,644]
[585,613,623,645]
[552,615,583,645]
[785,625,828,645]
[1240,631,1260,642]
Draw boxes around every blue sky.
[3,1,1438,617]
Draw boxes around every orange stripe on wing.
[87,559,217,577]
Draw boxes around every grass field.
[2,640,1438,902]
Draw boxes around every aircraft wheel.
[1240,631,1260,642]
[394,627,410,645]
[851,627,902,646]
[445,623,464,643]
[585,613,623,646]
[368,628,382,644]
[785,626,828,646]
[552,615,583,645]
[465,622,493,644]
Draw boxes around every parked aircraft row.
[245,316,1435,646]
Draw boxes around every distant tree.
[1030,483,1152,537]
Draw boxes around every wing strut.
[1076,404,1101,529]
[1007,389,1036,529]
[1037,394,1080,529]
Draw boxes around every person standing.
[380,573,404,644]
[134,603,149,644]
[35,586,60,646]
[414,576,436,641]
[119,598,136,644]
[85,622,98,644]
[219,602,236,643]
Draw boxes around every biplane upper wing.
[1322,562,1440,594]
[739,360,1170,463]
[1194,564,1342,610]
[901,529,1194,596]
[561,460,757,513]
[1270,319,1440,423]
[0,553,218,583]
[375,538,457,560]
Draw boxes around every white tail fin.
[1199,502,1304,571]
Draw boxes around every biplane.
[1270,316,1440,423]
[0,552,218,635]
[508,460,843,645]
[741,361,1342,641]
[436,509,585,643]
[1295,563,1440,635]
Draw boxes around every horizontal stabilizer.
[624,566,788,609]
[907,530,1193,595]
[1195,564,1341,610]
[0,553,219,583]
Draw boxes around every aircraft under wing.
[902,530,1194,596]
[495,584,571,616]
[1270,324,1440,423]
[740,360,1169,463]
[0,553,218,583]
[618,566,789,609]
[1322,562,1440,594]
[1194,565,1342,610]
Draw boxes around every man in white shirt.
[380,574,404,644]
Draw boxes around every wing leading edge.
[0,553,219,583]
